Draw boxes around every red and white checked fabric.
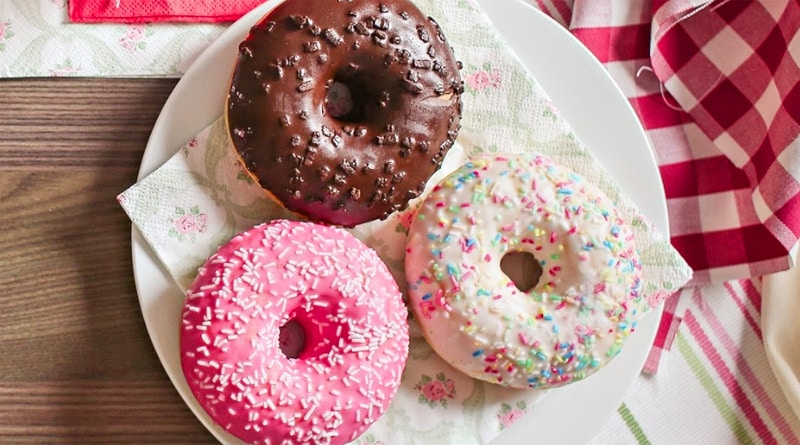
[528,0,800,373]
[650,0,800,284]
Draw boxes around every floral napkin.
[118,0,692,443]
[0,0,225,77]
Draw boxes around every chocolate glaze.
[227,0,463,227]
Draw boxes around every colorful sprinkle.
[405,154,643,390]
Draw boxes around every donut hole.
[280,302,349,360]
[500,251,543,292]
[324,75,372,122]
[278,319,306,359]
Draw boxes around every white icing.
[405,155,642,389]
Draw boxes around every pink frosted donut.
[180,220,409,445]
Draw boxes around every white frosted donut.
[405,154,643,389]
[181,220,409,445]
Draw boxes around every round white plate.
[132,1,668,444]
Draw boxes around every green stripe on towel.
[677,332,755,445]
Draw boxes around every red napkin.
[650,0,800,279]
[562,1,800,279]
[68,0,265,23]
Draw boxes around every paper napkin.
[0,0,225,77]
[118,0,693,442]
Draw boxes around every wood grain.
[0,78,216,443]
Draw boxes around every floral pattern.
[2,0,227,77]
[465,63,501,91]
[497,401,529,430]
[0,20,14,52]
[324,82,354,117]
[48,58,81,76]
[414,373,457,408]
[236,168,255,184]
[180,137,200,156]
[119,25,151,52]
[168,205,207,242]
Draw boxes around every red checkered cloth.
[531,0,800,372]
[68,0,263,23]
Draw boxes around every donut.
[180,220,410,445]
[226,0,464,227]
[404,154,643,389]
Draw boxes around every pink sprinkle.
[519,332,531,345]
[461,239,476,254]
[556,301,567,310]
[435,202,445,208]
[568,226,577,235]
[501,224,513,231]
[436,289,446,307]
[549,232,557,243]
[461,202,471,208]
[484,254,492,262]
[468,215,477,225]
[492,294,502,300]
[594,283,606,294]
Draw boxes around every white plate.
[132,1,668,444]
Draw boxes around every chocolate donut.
[226,0,463,227]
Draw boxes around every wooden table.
[0,78,216,444]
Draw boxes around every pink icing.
[180,220,409,445]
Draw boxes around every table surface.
[0,77,216,444]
